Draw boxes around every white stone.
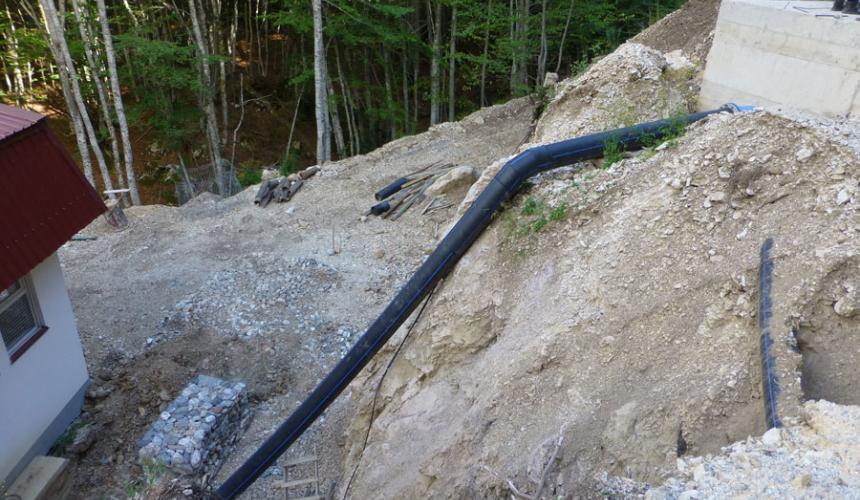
[837,189,851,205]
[761,427,782,446]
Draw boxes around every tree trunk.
[71,0,128,203]
[537,0,547,84]
[40,0,114,198]
[428,0,442,126]
[401,45,409,134]
[327,74,346,158]
[334,44,357,156]
[480,0,492,107]
[555,0,575,74]
[448,4,456,122]
[383,47,396,140]
[312,0,331,163]
[188,0,227,195]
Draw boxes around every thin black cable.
[341,284,439,500]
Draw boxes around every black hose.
[213,105,743,499]
[374,177,408,200]
[758,237,782,429]
[370,200,391,215]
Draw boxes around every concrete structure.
[700,0,860,117]
[0,104,106,485]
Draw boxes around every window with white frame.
[0,278,43,355]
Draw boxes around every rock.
[261,168,279,182]
[837,188,851,205]
[372,248,385,259]
[795,147,815,163]
[693,463,707,482]
[543,72,559,87]
[709,192,727,203]
[761,427,781,446]
[426,166,479,197]
[665,50,695,72]
[791,473,811,489]
[717,167,731,179]
[190,450,201,467]
[834,293,860,317]
[669,178,683,190]
[87,385,113,400]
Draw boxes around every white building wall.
[700,0,860,118]
[0,252,89,482]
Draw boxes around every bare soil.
[58,97,535,498]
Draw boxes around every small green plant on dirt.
[521,196,543,216]
[49,419,88,456]
[603,135,623,168]
[501,195,569,246]
[549,202,567,221]
[124,458,168,500]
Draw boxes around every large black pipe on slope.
[214,104,749,499]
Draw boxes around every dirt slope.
[58,97,535,498]
[338,46,860,500]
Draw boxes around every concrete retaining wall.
[700,0,860,117]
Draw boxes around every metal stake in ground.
[759,237,782,429]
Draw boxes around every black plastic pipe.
[758,237,782,429]
[374,177,408,200]
[213,104,746,499]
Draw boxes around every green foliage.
[279,148,301,176]
[238,168,262,188]
[124,458,167,499]
[521,196,542,216]
[603,135,623,168]
[549,202,567,221]
[114,33,202,151]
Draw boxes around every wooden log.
[299,166,320,179]
[274,177,293,203]
[255,178,280,205]
[287,179,304,200]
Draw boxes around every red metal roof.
[0,104,42,141]
[0,104,106,291]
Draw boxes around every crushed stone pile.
[645,400,860,499]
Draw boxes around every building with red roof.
[0,104,106,483]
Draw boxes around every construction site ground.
[56,0,860,498]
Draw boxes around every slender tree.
[40,0,115,198]
[448,4,456,121]
[95,0,140,205]
[188,0,227,194]
[312,0,331,163]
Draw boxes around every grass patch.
[603,135,623,168]
[521,196,543,216]
[549,202,567,221]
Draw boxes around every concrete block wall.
[700,0,860,118]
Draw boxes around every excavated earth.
[59,97,536,498]
[59,2,860,498]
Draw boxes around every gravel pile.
[154,255,359,358]
[645,400,860,499]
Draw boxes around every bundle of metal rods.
[368,162,454,220]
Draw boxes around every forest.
[0,0,686,205]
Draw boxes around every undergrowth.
[501,195,569,251]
